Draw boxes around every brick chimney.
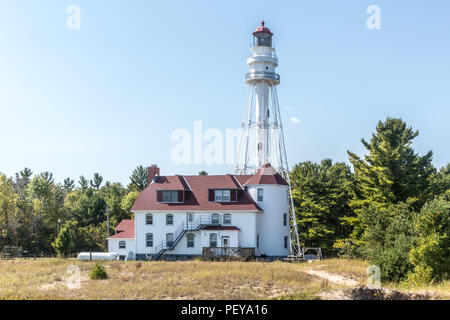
[147,164,160,185]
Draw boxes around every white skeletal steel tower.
[235,22,302,257]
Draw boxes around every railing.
[245,71,280,82]
[150,215,224,259]
[202,247,256,260]
[204,247,241,257]
[249,51,277,59]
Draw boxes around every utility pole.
[106,206,110,248]
[57,218,61,235]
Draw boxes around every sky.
[0,0,449,186]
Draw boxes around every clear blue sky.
[1,0,449,185]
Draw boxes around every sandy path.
[303,269,359,286]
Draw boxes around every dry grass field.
[0,258,447,300]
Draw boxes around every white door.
[221,236,230,248]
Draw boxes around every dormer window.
[163,191,178,202]
[157,190,183,203]
[208,189,238,202]
[214,189,230,202]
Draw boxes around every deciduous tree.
[290,159,354,255]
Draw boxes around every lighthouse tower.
[236,21,302,257]
[236,21,287,174]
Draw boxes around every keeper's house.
[108,163,290,260]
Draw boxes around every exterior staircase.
[151,215,221,260]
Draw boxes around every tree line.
[0,166,150,256]
[290,117,449,284]
[0,117,448,284]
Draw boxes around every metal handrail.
[151,215,225,258]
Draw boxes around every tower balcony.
[245,71,280,84]
[249,51,277,59]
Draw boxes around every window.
[166,214,173,225]
[146,233,153,247]
[162,190,179,203]
[214,189,231,202]
[284,236,288,249]
[209,233,217,247]
[257,188,264,202]
[145,214,153,225]
[256,234,259,248]
[283,213,287,226]
[186,233,194,248]
[187,213,194,228]
[223,214,231,224]
[211,213,220,224]
[119,241,126,249]
[222,190,230,201]
[166,233,174,247]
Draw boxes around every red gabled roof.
[132,174,261,212]
[131,163,287,212]
[186,174,239,190]
[114,219,134,232]
[154,175,190,191]
[108,219,135,239]
[243,163,289,186]
[233,174,253,186]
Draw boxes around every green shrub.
[90,262,107,280]
[409,192,450,283]
[360,203,416,283]
[372,246,413,283]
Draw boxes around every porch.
[202,246,255,261]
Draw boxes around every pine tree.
[78,176,89,192]
[63,178,75,191]
[432,164,450,198]
[52,224,73,257]
[128,166,148,191]
[90,173,103,190]
[348,117,435,211]
[344,117,435,248]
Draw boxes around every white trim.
[181,176,193,191]
[107,237,135,240]
[133,209,262,214]
[243,183,287,187]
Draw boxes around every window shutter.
[208,189,215,201]
[156,191,162,202]
[178,190,184,202]
[230,189,237,201]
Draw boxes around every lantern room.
[252,21,273,47]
